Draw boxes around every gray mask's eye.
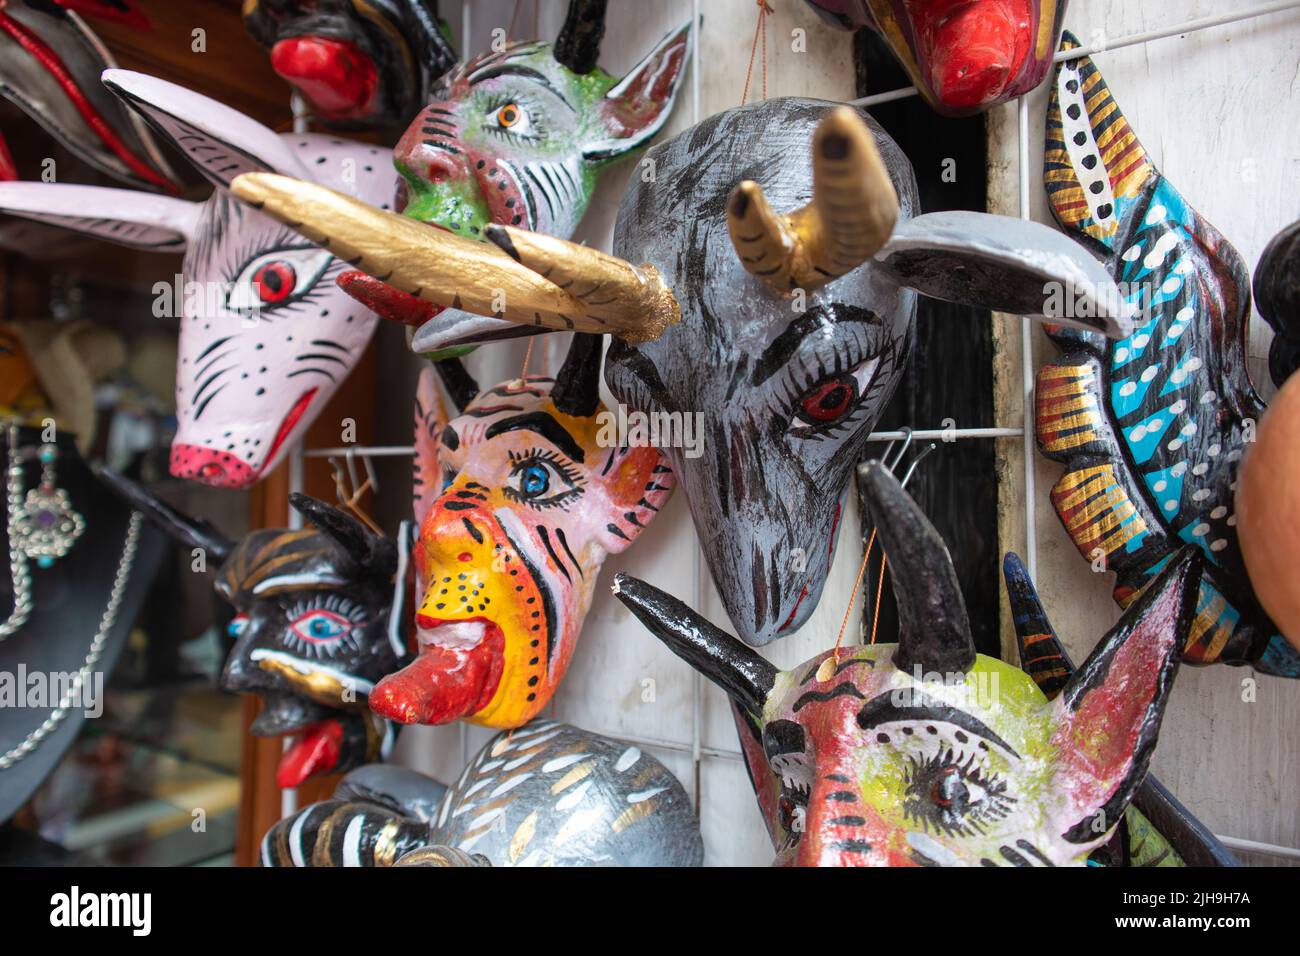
[788,355,880,437]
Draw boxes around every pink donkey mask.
[0,69,397,487]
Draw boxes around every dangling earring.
[11,431,85,570]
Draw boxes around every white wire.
[851,0,1300,108]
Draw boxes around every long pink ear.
[582,20,692,162]
[412,366,449,527]
[595,447,675,554]
[1048,548,1202,844]
[102,69,310,189]
[0,182,198,250]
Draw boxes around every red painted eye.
[797,374,856,424]
[252,260,297,303]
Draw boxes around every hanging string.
[740,0,772,105]
[832,530,875,659]
[824,438,935,673]
[517,336,537,386]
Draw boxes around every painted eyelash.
[285,593,366,624]
[507,447,585,488]
[781,342,897,442]
[503,448,586,511]
[481,92,546,142]
[901,748,1016,839]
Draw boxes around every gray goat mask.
[604,97,1128,646]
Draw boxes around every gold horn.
[483,225,679,343]
[230,172,635,337]
[727,105,898,295]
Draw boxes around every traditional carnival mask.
[1237,219,1300,651]
[369,335,675,729]
[336,3,692,357]
[1003,550,1235,868]
[230,99,1128,646]
[1035,35,1300,677]
[242,0,457,129]
[614,462,1202,867]
[0,0,179,191]
[260,720,703,867]
[0,69,397,488]
[95,468,412,788]
[803,0,1068,116]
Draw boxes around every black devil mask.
[96,468,412,787]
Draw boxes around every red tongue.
[339,270,444,327]
[270,36,378,119]
[370,641,500,725]
[277,720,343,789]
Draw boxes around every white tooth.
[417,620,488,649]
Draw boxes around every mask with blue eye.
[227,613,250,639]
[283,595,367,656]
[504,448,583,510]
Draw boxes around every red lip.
[264,387,320,471]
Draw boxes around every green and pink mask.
[614,462,1203,866]
[339,5,692,356]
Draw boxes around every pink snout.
[170,443,258,488]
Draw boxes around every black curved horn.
[857,461,975,676]
[289,493,397,579]
[554,0,608,74]
[432,357,480,413]
[612,572,777,718]
[92,464,233,564]
[403,0,459,85]
[551,333,603,418]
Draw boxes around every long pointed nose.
[925,2,1019,111]
[794,761,910,867]
[270,36,379,119]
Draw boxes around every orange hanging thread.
[740,0,773,105]
[517,336,537,387]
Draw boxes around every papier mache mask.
[242,0,457,129]
[229,98,1129,647]
[804,0,1068,116]
[260,720,703,867]
[1237,220,1300,651]
[0,0,180,190]
[0,69,396,488]
[96,468,412,788]
[1035,35,1300,677]
[368,335,675,729]
[614,463,1203,867]
[313,4,693,356]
